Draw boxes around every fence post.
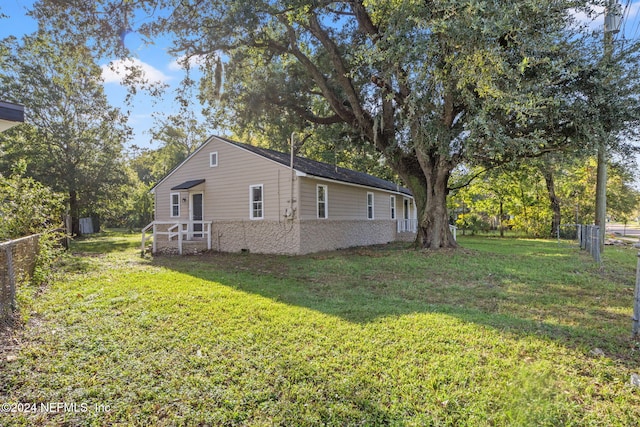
[633,251,640,338]
[5,244,15,311]
[594,227,601,264]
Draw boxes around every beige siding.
[299,177,404,221]
[154,136,295,223]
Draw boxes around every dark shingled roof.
[217,136,412,196]
[0,101,24,123]
[171,179,206,190]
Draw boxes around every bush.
[0,167,65,240]
[0,168,65,292]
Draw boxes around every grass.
[1,231,639,426]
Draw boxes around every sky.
[2,0,640,156]
[0,0,199,153]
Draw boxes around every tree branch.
[305,12,373,134]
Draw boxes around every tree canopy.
[0,33,131,234]
[30,0,640,247]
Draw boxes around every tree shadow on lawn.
[152,242,639,368]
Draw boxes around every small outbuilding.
[143,135,417,255]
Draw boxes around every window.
[170,193,180,217]
[367,192,374,219]
[209,152,218,167]
[317,185,328,219]
[390,195,396,220]
[250,184,264,219]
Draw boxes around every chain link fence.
[633,251,640,338]
[0,234,40,327]
[577,224,602,264]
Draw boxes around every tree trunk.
[542,168,561,238]
[69,190,80,236]
[418,183,456,248]
[411,151,457,249]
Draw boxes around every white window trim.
[249,184,264,220]
[317,184,328,219]
[209,151,218,167]
[390,195,396,220]
[170,192,181,218]
[367,192,374,220]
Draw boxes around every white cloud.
[168,54,208,71]
[570,5,605,31]
[101,58,171,85]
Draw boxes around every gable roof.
[152,135,412,197]
[216,136,412,196]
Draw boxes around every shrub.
[0,166,65,240]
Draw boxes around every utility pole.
[596,1,622,252]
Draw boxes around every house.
[142,135,417,255]
[0,101,25,132]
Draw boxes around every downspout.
[289,132,295,219]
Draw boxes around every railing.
[397,219,418,233]
[449,224,457,242]
[396,220,457,241]
[141,221,212,255]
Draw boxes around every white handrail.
[142,220,213,255]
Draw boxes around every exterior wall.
[298,177,403,221]
[297,176,415,252]
[299,220,397,254]
[153,220,300,255]
[154,136,296,224]
[211,220,300,254]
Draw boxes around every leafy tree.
[0,162,64,240]
[149,110,210,170]
[606,162,640,226]
[451,164,551,237]
[31,0,640,248]
[0,33,131,235]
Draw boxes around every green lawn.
[1,232,639,426]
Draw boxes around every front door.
[191,193,203,238]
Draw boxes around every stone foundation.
[299,220,398,254]
[151,219,415,255]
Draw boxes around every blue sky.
[1,0,640,156]
[0,0,200,153]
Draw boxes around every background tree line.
[1,0,639,246]
[450,155,640,237]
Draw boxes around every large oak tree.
[31,0,639,248]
